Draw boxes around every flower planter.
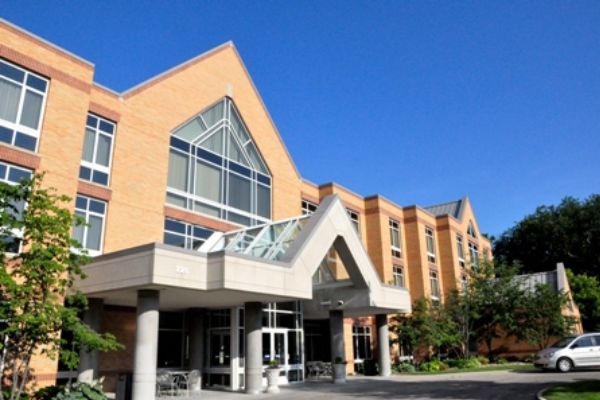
[333,363,346,384]
[265,367,281,393]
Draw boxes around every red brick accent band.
[0,144,41,170]
[164,206,239,232]
[89,102,121,123]
[0,45,92,93]
[77,180,112,201]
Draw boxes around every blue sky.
[3,1,599,236]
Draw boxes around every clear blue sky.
[3,1,599,237]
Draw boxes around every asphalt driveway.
[191,369,600,400]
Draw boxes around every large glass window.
[163,218,213,250]
[72,195,106,255]
[425,227,436,263]
[0,161,32,253]
[389,218,402,258]
[0,60,49,152]
[79,114,115,186]
[352,325,372,373]
[166,98,271,226]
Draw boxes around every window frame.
[163,217,214,250]
[0,59,49,153]
[73,194,107,257]
[389,218,402,258]
[468,242,479,269]
[425,226,436,263]
[301,199,318,215]
[0,161,33,254]
[346,208,360,235]
[429,270,440,300]
[456,234,465,268]
[79,113,116,187]
[392,265,405,288]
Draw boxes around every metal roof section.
[75,195,411,316]
[424,197,465,218]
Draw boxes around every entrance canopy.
[75,195,411,315]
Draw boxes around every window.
[0,161,32,253]
[0,59,49,152]
[392,265,405,288]
[72,195,106,255]
[467,220,477,238]
[425,227,436,263]
[346,209,360,235]
[389,219,402,258]
[456,234,465,268]
[468,242,479,269]
[352,325,372,373]
[166,98,271,226]
[158,312,185,368]
[79,114,115,186]
[430,271,440,300]
[301,200,318,215]
[572,336,595,348]
[163,218,213,250]
[461,275,468,291]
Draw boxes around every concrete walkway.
[165,369,600,400]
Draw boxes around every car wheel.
[557,357,573,373]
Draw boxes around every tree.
[0,174,120,400]
[494,195,600,279]
[390,298,461,361]
[566,270,600,331]
[466,260,524,360]
[515,284,578,350]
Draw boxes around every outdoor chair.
[178,369,201,395]
[156,371,178,397]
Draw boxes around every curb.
[536,387,549,400]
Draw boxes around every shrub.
[521,354,534,363]
[52,381,107,400]
[438,361,449,371]
[497,357,508,364]
[463,357,482,369]
[393,362,416,373]
[506,355,520,362]
[32,386,63,400]
[477,355,490,365]
[419,359,442,372]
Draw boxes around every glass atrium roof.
[205,215,310,261]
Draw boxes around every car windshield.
[551,336,577,348]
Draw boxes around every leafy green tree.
[466,260,524,360]
[0,174,120,400]
[494,195,600,278]
[566,270,600,331]
[515,283,578,350]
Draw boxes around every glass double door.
[262,329,303,383]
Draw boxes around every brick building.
[0,18,500,398]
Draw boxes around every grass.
[544,380,600,400]
[401,363,535,375]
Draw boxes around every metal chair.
[156,371,178,397]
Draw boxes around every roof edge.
[0,18,94,68]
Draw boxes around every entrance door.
[207,329,231,387]
[262,330,290,384]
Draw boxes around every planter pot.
[333,363,346,384]
[265,367,281,394]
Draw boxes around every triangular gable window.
[167,97,271,226]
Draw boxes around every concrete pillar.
[376,314,392,377]
[132,290,160,400]
[77,298,104,383]
[329,310,345,361]
[329,310,346,384]
[188,308,205,392]
[244,302,262,394]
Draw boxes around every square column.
[77,298,104,383]
[188,308,205,393]
[244,302,262,394]
[132,290,160,400]
[329,310,346,383]
[375,314,392,376]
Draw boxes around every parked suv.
[534,333,600,372]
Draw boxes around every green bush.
[53,382,107,400]
[477,355,490,365]
[33,386,63,400]
[447,357,482,369]
[393,362,416,373]
[464,357,482,369]
[497,357,508,364]
[419,359,443,372]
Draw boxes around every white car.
[534,333,600,372]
